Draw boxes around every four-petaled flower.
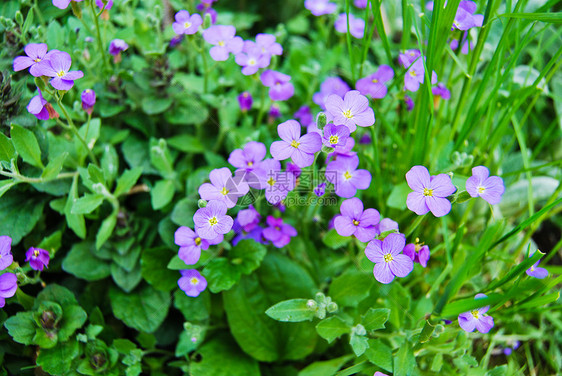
[270,120,322,168]
[334,13,365,39]
[325,90,375,132]
[235,41,271,75]
[172,10,203,35]
[25,247,50,271]
[260,70,295,101]
[304,0,337,16]
[365,233,413,284]
[356,65,394,99]
[228,141,266,180]
[334,198,381,242]
[34,51,84,91]
[406,165,456,217]
[323,124,350,148]
[0,236,13,271]
[458,293,494,333]
[0,273,18,308]
[326,154,371,198]
[193,200,234,239]
[199,167,250,208]
[175,226,223,265]
[452,1,483,31]
[403,240,430,268]
[262,216,297,248]
[13,43,58,77]
[465,166,504,205]
[313,77,350,110]
[203,25,243,61]
[254,159,296,205]
[178,269,207,297]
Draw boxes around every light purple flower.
[354,0,368,8]
[326,154,371,198]
[27,89,50,121]
[0,236,13,271]
[198,167,250,208]
[406,166,456,217]
[465,166,504,205]
[458,293,494,333]
[255,33,283,57]
[432,83,451,100]
[196,3,217,24]
[81,89,96,115]
[178,269,207,297]
[13,43,58,77]
[52,0,83,10]
[269,103,281,119]
[254,159,295,205]
[526,260,548,279]
[322,124,350,148]
[236,205,261,233]
[453,1,483,31]
[404,59,438,92]
[398,49,421,68]
[175,226,222,265]
[403,242,430,268]
[374,217,399,235]
[238,91,253,111]
[270,120,322,168]
[334,198,380,242]
[260,70,294,101]
[25,247,50,271]
[314,182,326,197]
[356,65,394,99]
[0,273,17,308]
[365,233,413,284]
[31,51,84,91]
[193,200,234,240]
[326,136,357,162]
[404,95,414,111]
[262,216,297,248]
[203,25,243,61]
[294,105,313,126]
[173,10,203,35]
[334,13,365,39]
[232,225,266,246]
[313,77,351,110]
[235,41,271,75]
[96,0,113,10]
[228,141,266,182]
[325,90,375,132]
[305,0,337,16]
[109,39,128,56]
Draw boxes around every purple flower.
[453,1,483,30]
[326,154,371,198]
[365,233,413,284]
[27,89,51,121]
[432,82,451,100]
[0,236,13,271]
[354,0,368,8]
[238,92,253,111]
[52,0,83,10]
[356,65,394,99]
[305,0,337,16]
[465,166,504,205]
[406,166,456,217]
[313,77,351,110]
[269,103,282,119]
[404,59,438,92]
[314,182,327,197]
[172,10,203,35]
[359,133,371,144]
[198,167,250,208]
[458,293,494,333]
[196,3,217,24]
[32,51,83,91]
[398,49,421,68]
[254,159,295,205]
[450,36,471,54]
[169,35,185,48]
[25,247,50,271]
[325,90,375,132]
[260,70,294,101]
[13,43,58,77]
[232,225,266,246]
[294,105,313,126]
[0,273,17,308]
[334,13,365,39]
[236,205,261,232]
[262,216,297,248]
[235,41,271,75]
[270,120,322,168]
[286,162,302,178]
[334,198,380,242]
[203,25,243,61]
[178,269,207,297]
[403,241,430,268]
[228,140,266,185]
[81,89,96,115]
[374,217,399,235]
[96,0,113,10]
[526,259,548,279]
[255,34,283,57]
[175,226,222,265]
[109,39,128,55]
[404,95,414,111]
[322,124,350,148]
[193,200,234,239]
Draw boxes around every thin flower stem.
[255,85,268,127]
[0,170,77,184]
[56,99,99,166]
[345,0,356,82]
[91,0,110,77]
[405,214,425,237]
[200,35,209,93]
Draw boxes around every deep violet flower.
[238,92,253,111]
[260,70,294,101]
[27,89,56,121]
[254,159,295,205]
[450,36,471,54]
[326,136,357,162]
[465,166,504,205]
[326,154,371,198]
[403,241,430,268]
[235,41,271,75]
[334,198,380,242]
[406,166,456,217]
[452,1,483,31]
[322,124,350,148]
[269,103,282,119]
[25,247,50,271]
[314,182,327,197]
[432,82,451,100]
[81,89,96,115]
[198,167,250,208]
[193,200,234,239]
[359,133,372,144]
[169,35,185,48]
[458,293,494,333]
[175,226,222,265]
[404,95,414,111]
[305,0,337,16]
[52,0,83,10]
[262,216,297,248]
[313,77,351,110]
[294,105,314,127]
[13,43,58,77]
[0,236,13,271]
[196,3,217,24]
[178,269,207,297]
[96,0,113,10]
[334,13,365,39]
[32,51,83,91]
[526,260,548,279]
[286,162,302,178]
[365,233,413,284]
[270,120,322,168]
[232,225,266,246]
[325,90,375,132]
[172,10,203,35]
[228,141,266,178]
[203,25,243,61]
[356,65,394,99]
[0,273,17,308]
[109,39,129,55]
[235,205,261,232]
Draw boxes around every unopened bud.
[326,302,338,313]
[203,13,212,29]
[353,324,366,336]
[315,292,326,304]
[15,11,23,26]
[316,112,327,129]
[198,199,207,208]
[306,299,318,310]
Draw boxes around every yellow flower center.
[342,109,353,119]
[34,58,41,63]
[208,217,218,226]
[195,237,201,246]
[409,70,417,77]
[248,58,257,65]
[383,254,393,263]
[423,188,433,197]
[477,186,486,194]
[371,78,379,83]
[218,41,225,46]
[57,70,65,77]
[220,187,229,196]
[530,265,535,272]
[267,177,276,186]
[290,140,300,148]
[352,220,360,226]
[329,135,339,145]
[184,21,192,29]
[471,310,479,319]
[34,249,40,257]
[190,277,199,285]
[344,171,352,180]
[247,161,253,166]
[409,52,415,56]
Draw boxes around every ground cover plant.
[0,0,561,374]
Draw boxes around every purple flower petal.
[374,262,395,284]
[407,191,430,215]
[406,165,431,191]
[429,174,456,197]
[389,254,413,277]
[365,239,383,263]
[426,196,452,217]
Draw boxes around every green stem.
[0,170,77,184]
[57,99,99,166]
[201,36,209,93]
[345,0,356,81]
[91,0,110,76]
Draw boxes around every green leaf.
[71,194,105,214]
[486,250,544,291]
[394,343,416,376]
[87,163,106,185]
[0,191,46,245]
[329,269,374,307]
[96,212,118,250]
[10,124,44,168]
[111,263,143,293]
[266,299,316,322]
[58,304,88,341]
[62,242,111,281]
[167,134,205,153]
[173,289,210,321]
[499,12,562,23]
[315,316,349,344]
[36,339,79,375]
[230,240,267,275]
[41,152,67,179]
[202,258,241,293]
[0,132,16,162]
[0,180,16,199]
[101,143,119,185]
[151,179,175,210]
[114,167,143,197]
[322,229,351,249]
[4,312,35,345]
[386,182,410,210]
[141,97,172,115]
[349,333,369,357]
[441,294,503,318]
[65,176,86,239]
[365,339,393,372]
[141,247,177,292]
[298,355,353,376]
[109,285,170,333]
[361,308,390,332]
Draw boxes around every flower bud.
[15,11,23,26]
[238,91,253,112]
[306,299,318,310]
[353,324,366,336]
[316,112,327,130]
[315,292,326,304]
[326,302,338,313]
[198,199,207,208]
[203,13,212,29]
[81,89,96,115]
